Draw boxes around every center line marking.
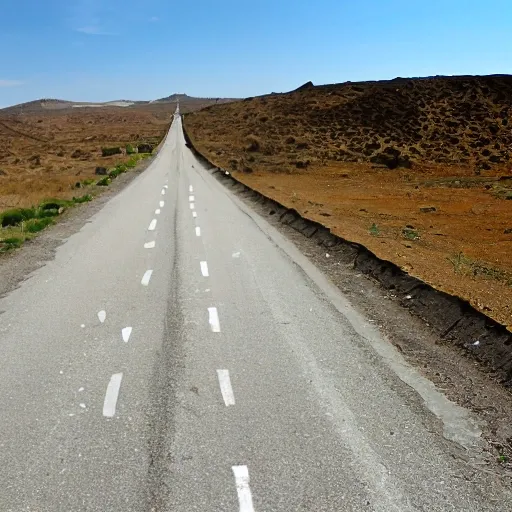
[190,203,195,210]
[195,226,201,237]
[144,241,156,249]
[163,185,168,189]
[161,189,166,195]
[122,327,132,342]
[98,310,106,323]
[141,270,153,286]
[188,195,195,202]
[189,185,193,192]
[208,307,221,332]
[232,466,254,512]
[217,370,235,406]
[192,211,197,218]
[103,373,123,418]
[200,261,209,276]
[148,219,157,231]
[160,201,164,207]
[155,208,161,215]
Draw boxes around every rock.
[420,206,437,213]
[95,167,108,175]
[504,228,512,234]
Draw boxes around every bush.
[0,237,23,252]
[101,147,121,157]
[126,143,136,154]
[73,194,93,204]
[96,177,111,186]
[24,217,54,233]
[1,208,36,227]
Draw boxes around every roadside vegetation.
[0,151,152,254]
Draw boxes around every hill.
[183,74,512,328]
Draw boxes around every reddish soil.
[183,76,512,329]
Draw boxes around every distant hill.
[1,94,237,114]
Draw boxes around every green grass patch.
[0,236,24,253]
[369,223,380,236]
[82,179,95,186]
[73,194,93,204]
[96,176,111,186]
[24,217,54,233]
[402,227,420,240]
[126,143,136,154]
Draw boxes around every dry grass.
[184,76,512,328]
[0,103,175,212]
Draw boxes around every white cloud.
[150,16,159,22]
[0,80,24,87]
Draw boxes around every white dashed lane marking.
[189,185,193,192]
[155,209,161,215]
[217,370,235,406]
[144,241,156,249]
[161,189,166,195]
[208,307,220,332]
[163,185,168,189]
[232,466,255,512]
[122,327,132,343]
[141,270,153,286]
[192,211,197,218]
[97,310,106,323]
[190,203,195,210]
[188,195,195,202]
[103,373,123,418]
[148,219,157,231]
[200,261,209,277]
[160,201,165,207]
[195,227,201,237]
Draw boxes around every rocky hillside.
[184,75,512,174]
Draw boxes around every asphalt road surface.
[0,112,510,511]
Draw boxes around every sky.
[1,0,512,107]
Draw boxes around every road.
[0,111,509,511]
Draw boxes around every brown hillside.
[184,75,512,328]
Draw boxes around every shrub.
[0,237,23,252]
[24,217,54,233]
[126,143,136,154]
[137,144,153,154]
[96,177,111,186]
[1,208,36,227]
[101,147,122,157]
[73,194,93,204]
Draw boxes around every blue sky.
[1,0,512,107]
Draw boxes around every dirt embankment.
[183,75,512,329]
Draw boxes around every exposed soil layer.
[183,75,512,330]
